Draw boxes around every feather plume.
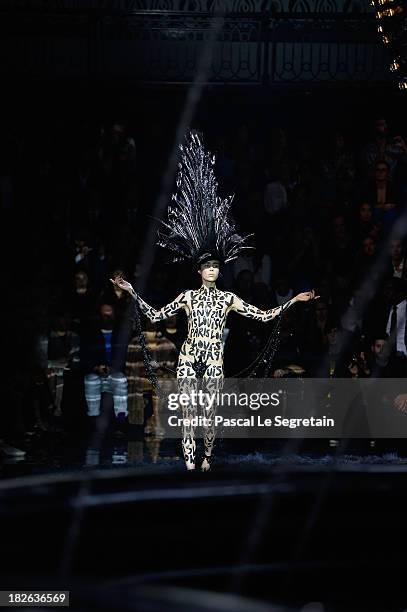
[157,131,254,265]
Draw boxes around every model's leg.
[201,365,223,471]
[84,373,103,416]
[177,361,197,470]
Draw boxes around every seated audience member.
[233,250,272,287]
[224,269,269,376]
[367,278,407,377]
[252,282,273,311]
[327,214,355,300]
[89,241,110,292]
[72,230,93,271]
[67,270,96,331]
[363,161,399,230]
[264,163,289,216]
[362,117,407,179]
[366,333,395,378]
[271,308,306,378]
[310,318,347,377]
[101,268,134,321]
[286,224,321,290]
[383,278,407,376]
[81,302,131,419]
[160,314,186,353]
[341,283,376,336]
[234,269,255,303]
[354,202,381,244]
[271,276,294,307]
[351,236,378,287]
[145,267,171,308]
[320,131,356,206]
[302,298,331,369]
[386,238,407,280]
[37,311,80,417]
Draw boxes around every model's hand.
[110,275,134,295]
[295,290,320,302]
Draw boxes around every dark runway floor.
[3,424,407,611]
[2,425,407,479]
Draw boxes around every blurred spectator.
[102,268,134,321]
[354,202,381,244]
[312,319,346,377]
[216,136,236,192]
[271,309,305,377]
[384,278,407,376]
[72,230,93,271]
[286,224,321,290]
[387,238,407,280]
[367,333,395,377]
[81,302,130,419]
[89,240,110,292]
[67,270,96,331]
[320,131,356,205]
[224,269,270,375]
[326,213,355,305]
[363,161,399,230]
[351,236,378,288]
[264,163,289,216]
[302,298,331,369]
[271,276,294,306]
[37,311,80,418]
[362,117,407,179]
[233,251,272,286]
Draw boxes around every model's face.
[199,260,220,282]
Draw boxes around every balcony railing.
[0,3,390,86]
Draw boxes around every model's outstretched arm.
[110,276,188,322]
[229,290,319,322]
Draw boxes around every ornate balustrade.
[0,2,390,86]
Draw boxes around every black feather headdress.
[157,131,254,266]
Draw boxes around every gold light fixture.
[390,58,400,71]
[372,0,406,91]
